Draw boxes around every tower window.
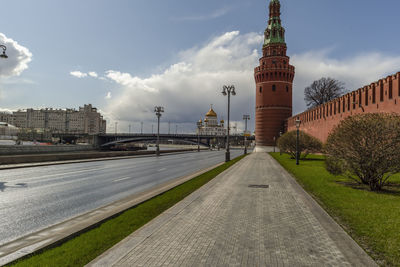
[272,85,276,92]
[259,86,262,93]
[286,86,289,92]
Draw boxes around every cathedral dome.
[205,108,217,117]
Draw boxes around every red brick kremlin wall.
[287,72,400,142]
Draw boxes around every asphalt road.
[0,149,243,246]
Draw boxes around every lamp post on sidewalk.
[222,85,236,162]
[197,120,202,152]
[154,106,164,156]
[243,115,250,155]
[295,118,301,165]
[0,45,8,59]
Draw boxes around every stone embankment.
[0,145,201,165]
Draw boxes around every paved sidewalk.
[88,152,377,267]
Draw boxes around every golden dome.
[220,120,224,123]
[205,108,217,117]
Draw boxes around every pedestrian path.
[88,151,376,266]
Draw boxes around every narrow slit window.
[372,86,376,103]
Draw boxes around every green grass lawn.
[10,155,246,267]
[270,153,400,266]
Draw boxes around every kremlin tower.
[254,0,295,149]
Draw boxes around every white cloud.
[70,71,87,78]
[0,33,32,78]
[105,91,112,99]
[104,31,261,133]
[0,108,14,114]
[291,50,400,113]
[88,71,98,78]
[94,31,400,133]
[70,70,99,78]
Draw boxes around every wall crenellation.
[287,72,400,142]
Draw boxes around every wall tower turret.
[254,0,295,148]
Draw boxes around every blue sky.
[1,0,400,133]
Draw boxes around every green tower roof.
[264,0,286,46]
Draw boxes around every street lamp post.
[197,120,202,152]
[0,45,8,59]
[243,115,250,155]
[295,118,301,165]
[222,85,236,162]
[273,136,276,153]
[154,106,164,156]
[141,122,143,134]
[279,131,283,155]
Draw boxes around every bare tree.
[304,77,346,108]
[325,113,400,191]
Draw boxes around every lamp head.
[0,45,7,59]
[222,86,227,96]
[295,118,301,129]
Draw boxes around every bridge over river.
[91,133,254,148]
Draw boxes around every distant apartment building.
[0,112,13,125]
[0,104,106,134]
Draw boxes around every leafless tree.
[325,113,400,191]
[304,77,346,108]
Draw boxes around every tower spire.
[264,0,285,46]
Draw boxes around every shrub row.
[277,113,400,191]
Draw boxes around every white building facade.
[197,106,226,136]
[0,104,106,135]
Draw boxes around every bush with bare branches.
[325,113,400,191]
[277,130,322,159]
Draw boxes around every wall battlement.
[287,72,400,142]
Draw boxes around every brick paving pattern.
[89,152,376,267]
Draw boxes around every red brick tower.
[254,0,295,149]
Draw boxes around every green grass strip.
[270,152,400,266]
[10,154,246,267]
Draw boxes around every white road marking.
[113,177,132,182]
[30,167,107,180]
[158,168,167,172]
